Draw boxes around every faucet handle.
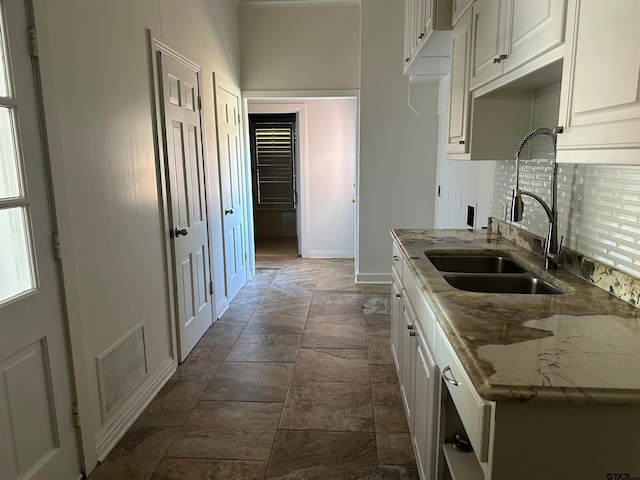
[511,189,524,222]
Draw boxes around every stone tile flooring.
[88,258,418,480]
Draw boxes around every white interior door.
[158,52,213,362]
[0,0,81,478]
[215,78,246,301]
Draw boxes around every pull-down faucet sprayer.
[511,127,563,269]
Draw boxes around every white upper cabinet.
[557,0,640,164]
[470,0,507,89]
[447,7,472,154]
[404,0,453,81]
[470,0,566,91]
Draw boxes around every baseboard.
[94,356,175,462]
[307,250,354,258]
[355,273,392,284]
[216,296,229,319]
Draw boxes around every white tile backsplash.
[493,82,640,279]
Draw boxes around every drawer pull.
[409,331,417,337]
[407,325,414,330]
[393,255,401,261]
[395,293,402,298]
[442,366,459,386]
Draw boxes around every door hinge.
[198,96,202,111]
[72,403,80,427]
[27,27,38,57]
[52,233,62,259]
[209,280,213,295]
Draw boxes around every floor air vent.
[96,323,148,421]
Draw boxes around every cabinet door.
[412,331,438,480]
[400,296,416,429]
[452,0,473,25]
[503,0,566,74]
[391,267,403,372]
[447,7,472,154]
[470,0,507,90]
[557,0,640,164]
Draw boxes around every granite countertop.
[392,228,640,406]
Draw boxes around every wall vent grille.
[96,324,147,421]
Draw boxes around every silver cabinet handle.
[224,208,234,215]
[442,366,459,386]
[174,227,188,237]
[499,54,508,61]
[393,255,401,261]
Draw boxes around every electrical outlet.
[466,204,476,228]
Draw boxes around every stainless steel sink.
[425,252,565,294]
[442,273,564,294]
[426,254,527,274]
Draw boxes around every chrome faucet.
[511,127,563,269]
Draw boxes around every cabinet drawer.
[392,240,404,279]
[435,323,491,463]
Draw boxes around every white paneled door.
[215,78,246,301]
[158,52,213,362]
[0,0,81,479]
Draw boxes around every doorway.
[249,113,299,257]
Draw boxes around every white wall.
[33,0,240,471]
[434,75,496,229]
[248,98,357,258]
[239,4,360,91]
[358,0,439,282]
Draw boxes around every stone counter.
[391,227,640,406]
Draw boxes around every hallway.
[88,258,418,479]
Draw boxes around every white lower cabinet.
[411,327,438,480]
[391,240,440,479]
[392,236,640,479]
[435,323,490,480]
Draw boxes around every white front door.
[158,51,213,362]
[215,78,246,301]
[0,0,81,478]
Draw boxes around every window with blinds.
[249,114,296,211]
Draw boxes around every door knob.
[225,208,234,215]
[174,227,188,237]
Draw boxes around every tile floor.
[88,257,418,479]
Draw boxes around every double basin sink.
[427,253,564,294]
